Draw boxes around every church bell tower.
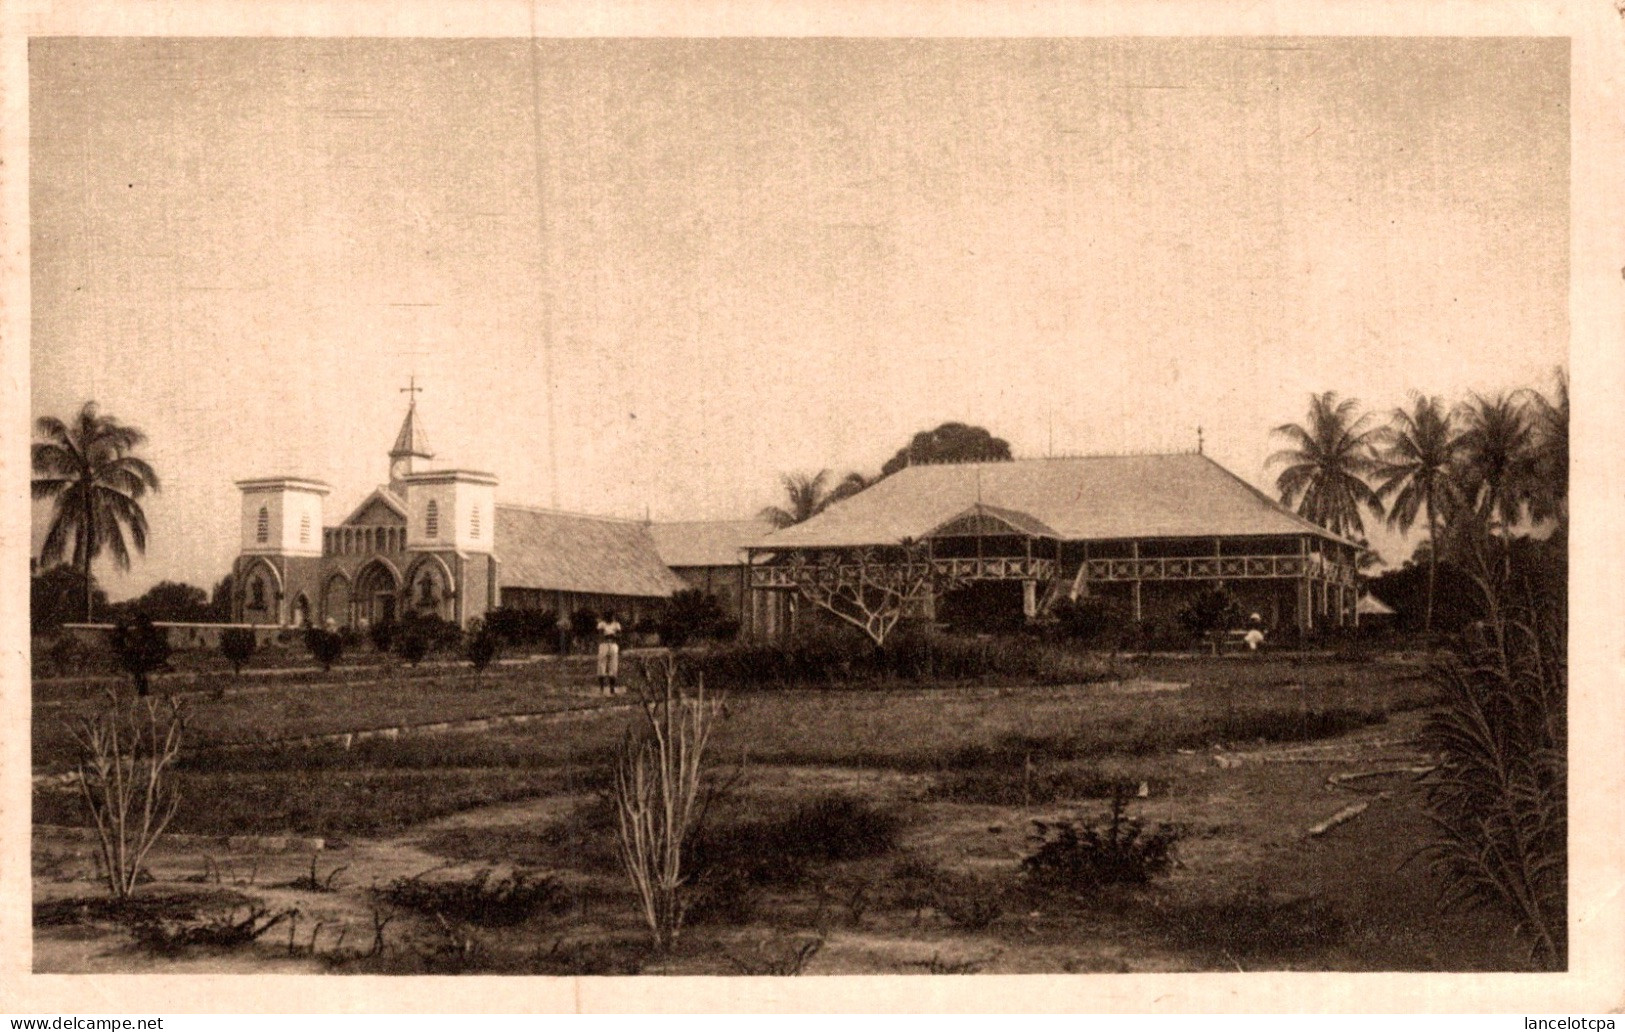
[389,377,434,497]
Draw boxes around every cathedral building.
[231,397,685,630]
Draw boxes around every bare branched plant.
[613,655,722,951]
[1418,528,1566,968]
[67,689,186,900]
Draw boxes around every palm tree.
[1268,391,1385,539]
[759,470,834,529]
[1374,393,1462,632]
[1525,368,1568,529]
[1455,392,1535,543]
[32,403,161,620]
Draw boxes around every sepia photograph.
[8,7,1611,1006]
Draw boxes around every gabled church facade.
[231,398,684,630]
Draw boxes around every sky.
[29,37,1568,599]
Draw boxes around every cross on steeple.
[401,375,423,404]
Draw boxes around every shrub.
[66,690,187,899]
[219,628,257,676]
[614,655,722,950]
[368,619,395,654]
[1048,596,1132,649]
[657,589,731,648]
[1022,792,1179,893]
[1177,586,1241,649]
[484,607,559,649]
[396,630,429,667]
[688,792,903,890]
[110,615,171,697]
[303,628,344,672]
[376,868,567,927]
[933,873,1007,931]
[465,625,501,671]
[571,609,600,642]
[45,634,91,677]
[694,626,1118,690]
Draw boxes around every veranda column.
[1131,540,1143,622]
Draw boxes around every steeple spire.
[389,379,433,492]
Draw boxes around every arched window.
[300,512,311,544]
[249,577,266,608]
[256,506,269,544]
[470,504,481,539]
[417,573,436,605]
[426,499,439,539]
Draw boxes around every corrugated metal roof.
[495,505,687,598]
[758,454,1354,549]
[650,519,773,568]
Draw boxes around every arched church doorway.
[322,574,352,628]
[353,559,401,629]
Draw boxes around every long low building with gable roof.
[742,452,1364,639]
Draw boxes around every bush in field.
[45,634,91,677]
[614,656,722,950]
[656,589,731,648]
[1418,533,1566,968]
[1048,596,1132,649]
[397,630,429,667]
[688,792,903,890]
[376,868,567,927]
[694,625,1118,690]
[571,609,600,643]
[66,690,186,899]
[219,628,257,676]
[483,607,558,649]
[1177,586,1241,649]
[465,623,501,672]
[110,615,171,697]
[304,627,344,671]
[1022,792,1179,893]
[368,619,394,654]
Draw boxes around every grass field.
[32,648,1532,974]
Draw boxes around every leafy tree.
[1268,392,1384,538]
[32,402,161,621]
[1374,394,1463,632]
[826,471,873,505]
[128,580,212,623]
[110,614,171,697]
[32,565,107,634]
[207,574,235,622]
[220,627,257,677]
[879,422,1012,478]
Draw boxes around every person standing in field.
[596,610,623,695]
